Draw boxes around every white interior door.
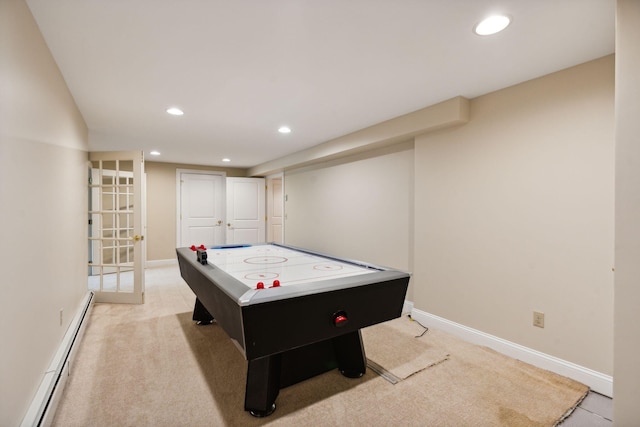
[266,174,284,243]
[226,177,265,244]
[88,151,145,304]
[178,171,225,247]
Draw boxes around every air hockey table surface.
[202,243,390,302]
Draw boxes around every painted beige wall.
[0,1,89,425]
[283,142,414,300]
[145,161,247,261]
[414,56,614,375]
[614,0,640,424]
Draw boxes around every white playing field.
[206,244,377,289]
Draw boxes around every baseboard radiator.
[20,291,95,427]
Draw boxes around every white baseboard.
[145,258,178,268]
[408,305,613,398]
[21,292,95,427]
[402,300,414,315]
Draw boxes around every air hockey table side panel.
[176,250,247,352]
[241,275,409,360]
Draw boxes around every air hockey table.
[176,243,410,417]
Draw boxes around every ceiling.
[25,0,615,169]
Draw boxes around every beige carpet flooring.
[52,264,588,427]
[362,318,450,382]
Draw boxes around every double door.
[178,172,266,247]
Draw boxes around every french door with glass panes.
[88,151,145,304]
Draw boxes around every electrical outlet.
[60,309,64,326]
[533,311,545,328]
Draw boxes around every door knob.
[133,235,144,241]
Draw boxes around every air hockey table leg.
[245,354,281,417]
[192,298,214,325]
[333,330,367,378]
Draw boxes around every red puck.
[272,280,280,287]
[256,282,264,289]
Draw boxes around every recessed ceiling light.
[278,126,292,134]
[150,150,161,156]
[222,158,231,163]
[166,107,184,116]
[474,15,511,36]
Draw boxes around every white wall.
[614,0,640,423]
[0,1,89,425]
[283,142,414,299]
[414,56,614,375]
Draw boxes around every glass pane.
[102,213,115,229]
[119,160,133,172]
[102,246,115,265]
[102,160,117,171]
[102,240,117,265]
[103,193,114,211]
[123,244,134,264]
[102,175,113,186]
[119,193,131,211]
[117,243,124,264]
[118,267,134,292]
[119,213,132,232]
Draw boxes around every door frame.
[176,169,226,248]
[266,173,285,243]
